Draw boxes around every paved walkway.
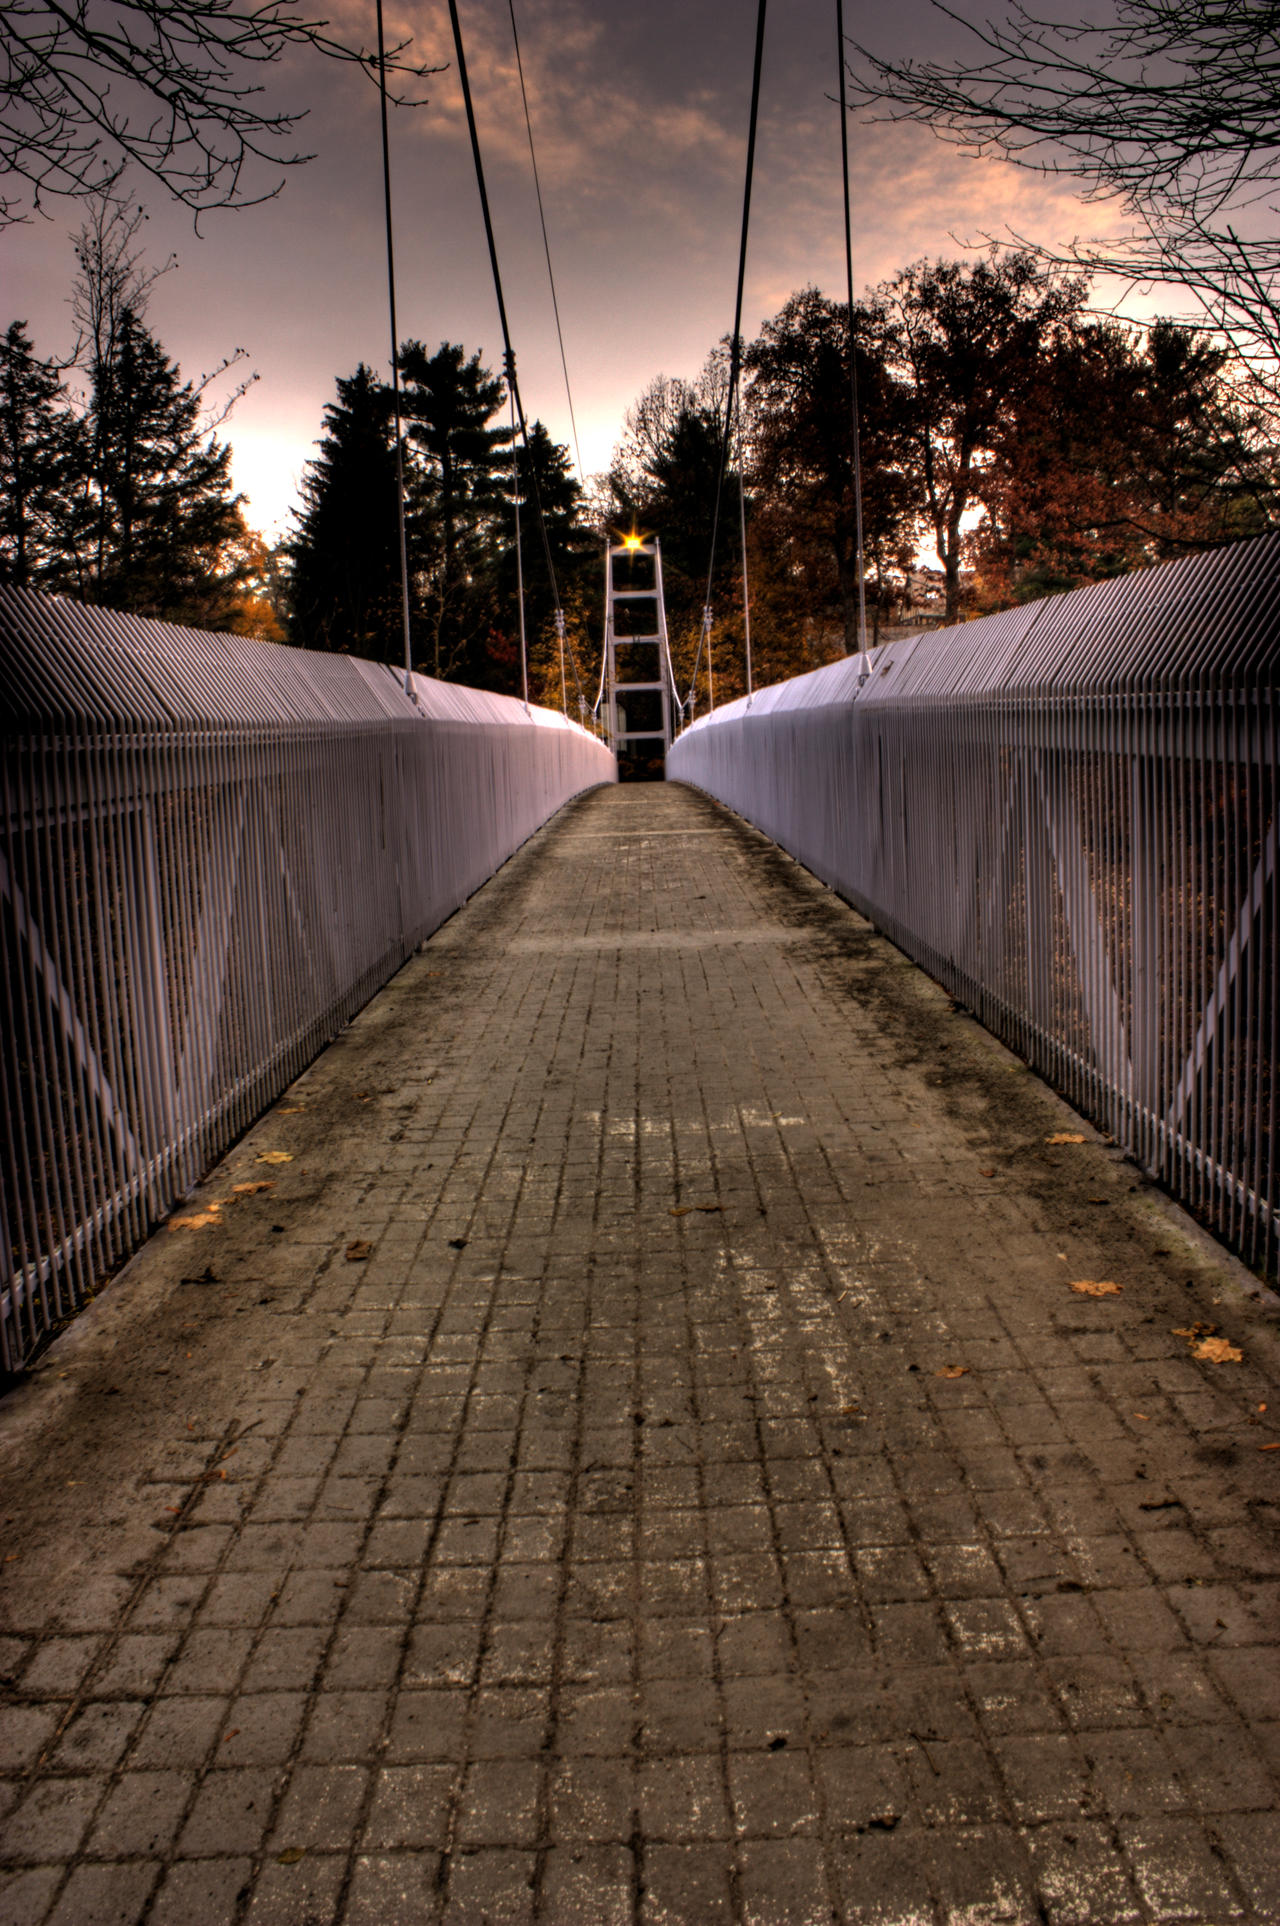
[2,782,1279,1926]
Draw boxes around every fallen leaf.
[345,1240,373,1262]
[233,1180,275,1195]
[1260,1403,1268,1413]
[1135,1412,1150,1421]
[222,1729,240,1743]
[276,1106,305,1114]
[1070,1279,1122,1296]
[669,1206,693,1216]
[170,1212,220,1230]
[979,1168,995,1178]
[936,1365,969,1379]
[1193,1336,1242,1363]
[1046,1132,1086,1145]
[256,1150,293,1165]
[276,1847,306,1866]
[1174,1322,1217,1340]
[1260,1442,1280,1451]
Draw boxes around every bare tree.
[1,0,434,227]
[849,0,1280,403]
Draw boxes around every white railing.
[1,588,615,1370]
[670,535,1280,1285]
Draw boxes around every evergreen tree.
[489,421,591,699]
[288,364,403,657]
[0,320,82,587]
[398,341,512,681]
[67,306,246,623]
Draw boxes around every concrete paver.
[1,779,1279,1924]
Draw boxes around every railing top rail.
[0,587,600,739]
[684,532,1280,732]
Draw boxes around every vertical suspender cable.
[836,0,869,656]
[375,0,414,693]
[737,400,754,701]
[510,389,530,712]
[447,0,564,648]
[507,0,585,487]
[685,0,767,720]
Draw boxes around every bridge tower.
[604,537,674,772]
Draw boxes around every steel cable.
[507,0,586,488]
[446,0,564,638]
[836,0,869,655]
[374,0,414,693]
[683,0,767,718]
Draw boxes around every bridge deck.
[1,782,1278,1925]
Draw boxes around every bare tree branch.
[1,1,439,227]
[849,0,1280,398]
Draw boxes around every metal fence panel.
[1,587,615,1370]
[669,534,1280,1283]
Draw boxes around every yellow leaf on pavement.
[1193,1336,1242,1363]
[1070,1279,1121,1296]
[170,1210,220,1230]
[936,1365,969,1379]
[256,1151,293,1165]
[1046,1132,1086,1145]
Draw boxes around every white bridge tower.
[604,537,674,769]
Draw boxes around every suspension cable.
[592,537,609,719]
[507,0,585,488]
[683,0,767,718]
[737,398,754,701]
[375,0,413,694]
[447,0,565,641]
[510,388,530,712]
[563,622,589,725]
[836,0,869,656]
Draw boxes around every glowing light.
[622,532,645,551]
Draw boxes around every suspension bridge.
[1,530,1278,1925]
[3,0,1280,1915]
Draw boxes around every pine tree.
[488,420,590,700]
[398,341,512,681]
[0,320,83,587]
[288,364,403,658]
[65,306,246,623]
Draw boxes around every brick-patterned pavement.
[1,780,1278,1924]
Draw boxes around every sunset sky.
[5,0,1146,542]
